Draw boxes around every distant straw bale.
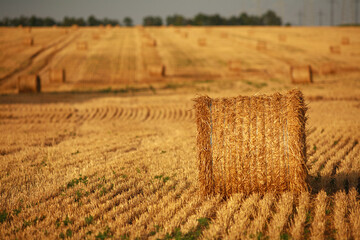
[182,32,189,38]
[143,39,157,47]
[49,69,65,83]
[290,65,313,84]
[198,38,206,47]
[194,89,308,197]
[329,46,341,54]
[220,32,228,38]
[148,65,166,77]
[92,33,100,40]
[24,27,31,33]
[23,37,34,46]
[17,74,41,93]
[256,41,267,51]
[106,24,112,29]
[228,60,242,71]
[77,41,88,50]
[278,34,287,42]
[341,37,350,45]
[72,24,78,30]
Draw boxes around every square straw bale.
[278,34,287,42]
[23,37,34,46]
[143,39,157,47]
[17,74,41,93]
[49,69,65,83]
[341,37,350,45]
[194,89,308,197]
[77,41,88,50]
[148,65,166,77]
[198,38,206,46]
[329,46,341,54]
[256,41,267,51]
[290,65,313,84]
[228,60,242,72]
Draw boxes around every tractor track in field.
[0,104,195,124]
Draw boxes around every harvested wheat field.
[0,26,360,240]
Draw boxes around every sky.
[0,0,358,26]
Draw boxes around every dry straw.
[341,37,350,45]
[143,39,157,47]
[257,41,267,51]
[220,32,229,38]
[23,37,34,46]
[194,89,308,197]
[228,60,242,72]
[49,69,65,83]
[17,74,41,93]
[77,41,88,50]
[148,64,166,77]
[92,33,100,40]
[290,65,313,84]
[329,46,341,54]
[278,34,287,42]
[320,63,336,75]
[198,38,206,47]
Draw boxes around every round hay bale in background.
[228,60,242,72]
[290,65,313,84]
[23,37,34,46]
[194,89,308,197]
[182,32,188,38]
[329,46,341,54]
[17,75,41,93]
[198,38,206,47]
[77,41,88,50]
[49,69,66,83]
[148,65,166,77]
[320,63,337,75]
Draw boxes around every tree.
[88,15,100,26]
[143,16,163,26]
[261,10,282,25]
[123,17,133,27]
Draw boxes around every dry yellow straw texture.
[194,89,308,197]
[329,46,341,54]
[341,37,350,45]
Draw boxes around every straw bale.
[341,37,350,45]
[182,32,189,38]
[77,41,88,50]
[194,89,308,197]
[278,34,287,42]
[148,64,166,77]
[228,60,242,72]
[49,69,65,83]
[143,39,157,47]
[24,27,31,33]
[257,41,267,51]
[92,33,100,40]
[329,46,341,54]
[320,63,336,75]
[198,38,206,47]
[17,74,41,93]
[72,24,78,30]
[290,65,313,84]
[220,32,228,38]
[23,37,34,46]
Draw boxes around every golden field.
[0,26,360,239]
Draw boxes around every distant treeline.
[146,11,284,26]
[0,11,284,27]
[0,15,133,27]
